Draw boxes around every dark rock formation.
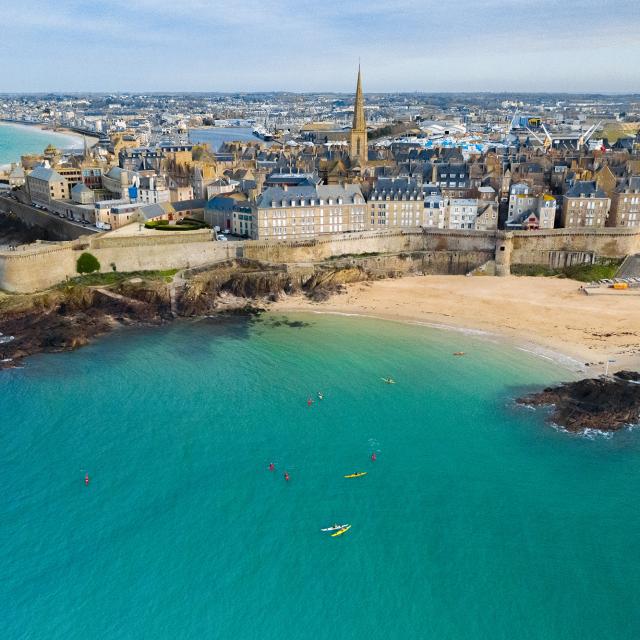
[518,372,640,432]
[0,259,373,369]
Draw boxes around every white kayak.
[321,524,348,532]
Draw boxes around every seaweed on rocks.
[517,372,640,433]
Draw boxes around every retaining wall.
[2,225,640,293]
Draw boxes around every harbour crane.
[577,121,602,151]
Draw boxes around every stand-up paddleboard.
[321,524,348,532]
[331,524,352,537]
[344,472,367,478]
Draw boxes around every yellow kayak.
[344,472,367,479]
[331,524,352,537]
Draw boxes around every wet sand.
[271,275,640,373]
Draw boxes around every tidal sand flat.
[2,313,640,639]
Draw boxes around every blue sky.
[2,0,639,92]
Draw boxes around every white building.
[443,198,478,230]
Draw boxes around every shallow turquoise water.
[1,313,639,639]
[0,123,82,166]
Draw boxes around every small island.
[518,371,640,433]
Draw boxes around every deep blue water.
[2,313,639,639]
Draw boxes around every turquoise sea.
[0,123,83,167]
[2,313,640,639]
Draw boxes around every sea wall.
[508,229,640,272]
[2,225,640,293]
[0,242,77,292]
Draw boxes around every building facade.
[607,176,640,228]
[367,178,425,229]
[561,181,610,228]
[252,185,366,240]
[26,166,69,206]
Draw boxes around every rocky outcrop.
[518,371,640,432]
[0,281,172,369]
[0,259,377,368]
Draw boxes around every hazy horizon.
[2,0,639,93]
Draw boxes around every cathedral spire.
[352,64,366,132]
[349,65,367,167]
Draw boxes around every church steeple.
[349,65,367,166]
[352,65,365,131]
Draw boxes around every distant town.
[1,70,639,243]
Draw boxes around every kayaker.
[317,392,324,400]
[85,473,89,486]
[307,397,313,407]
[284,471,290,482]
[371,452,377,461]
[268,463,275,471]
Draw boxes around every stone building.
[252,184,366,240]
[367,177,425,229]
[561,181,610,228]
[607,176,640,228]
[26,166,69,206]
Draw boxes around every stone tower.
[349,65,367,166]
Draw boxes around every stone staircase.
[616,254,640,278]
[467,260,496,276]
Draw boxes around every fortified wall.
[0,196,96,241]
[1,226,639,293]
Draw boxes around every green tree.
[76,252,101,274]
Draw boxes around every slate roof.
[29,165,64,182]
[565,181,608,199]
[257,184,363,208]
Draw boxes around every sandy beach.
[271,275,640,374]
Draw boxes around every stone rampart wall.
[2,226,640,293]
[0,196,96,241]
[509,229,640,266]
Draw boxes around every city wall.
[508,229,640,266]
[1,227,639,293]
[0,196,96,241]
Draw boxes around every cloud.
[2,0,639,91]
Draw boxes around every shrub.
[76,252,101,274]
